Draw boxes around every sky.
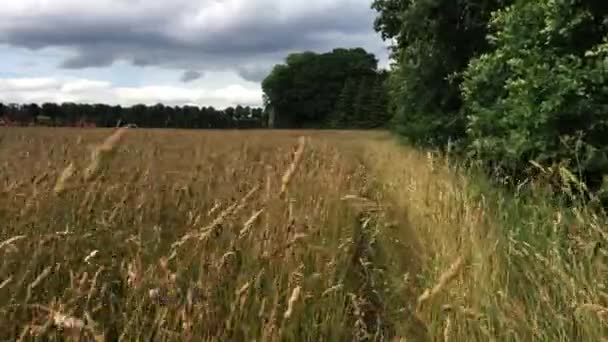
[0,0,389,108]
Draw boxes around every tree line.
[0,102,267,129]
[372,0,608,193]
[2,46,395,131]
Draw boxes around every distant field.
[1,128,606,341]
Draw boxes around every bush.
[462,0,608,188]
[372,0,510,147]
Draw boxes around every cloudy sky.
[0,0,389,108]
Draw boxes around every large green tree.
[375,0,608,192]
[370,71,391,128]
[372,0,511,145]
[353,76,374,128]
[262,48,382,128]
[327,78,358,128]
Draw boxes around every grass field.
[1,128,607,341]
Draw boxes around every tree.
[0,102,266,129]
[262,48,382,128]
[376,0,608,194]
[24,104,40,122]
[328,78,358,128]
[462,0,608,187]
[60,102,81,125]
[147,104,167,128]
[353,77,375,128]
[234,105,248,120]
[369,73,391,128]
[372,0,512,146]
[41,103,62,124]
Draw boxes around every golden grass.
[1,127,606,341]
[0,128,406,341]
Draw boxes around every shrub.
[462,0,608,189]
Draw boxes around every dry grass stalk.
[280,136,306,196]
[207,202,221,216]
[284,286,302,320]
[264,233,308,259]
[199,185,259,239]
[172,185,260,248]
[441,304,483,320]
[0,276,13,289]
[443,315,452,342]
[52,312,85,330]
[54,162,76,195]
[579,303,608,322]
[208,186,259,230]
[322,284,344,297]
[84,127,128,181]
[127,259,143,290]
[237,281,252,298]
[27,303,102,341]
[265,164,273,199]
[417,256,465,310]
[0,235,27,251]
[239,209,265,238]
[341,194,381,213]
[99,127,129,152]
[33,172,49,186]
[29,266,53,290]
[84,250,99,264]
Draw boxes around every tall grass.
[0,128,405,341]
[1,128,606,340]
[362,134,608,341]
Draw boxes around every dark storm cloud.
[180,70,203,83]
[0,1,388,80]
[237,67,271,83]
[61,53,115,69]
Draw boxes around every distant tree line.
[2,48,393,131]
[262,48,391,129]
[372,0,608,193]
[0,102,267,129]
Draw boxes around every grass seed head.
[417,256,466,310]
[280,136,306,196]
[284,286,302,320]
[54,162,76,195]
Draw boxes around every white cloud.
[0,77,262,108]
[115,84,261,107]
[61,80,111,93]
[0,77,61,92]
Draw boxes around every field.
[1,128,607,341]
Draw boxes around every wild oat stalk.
[54,162,75,195]
[280,136,306,197]
[284,286,302,320]
[239,209,265,238]
[417,256,466,311]
[0,235,27,251]
[84,127,129,181]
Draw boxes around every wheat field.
[1,128,607,341]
